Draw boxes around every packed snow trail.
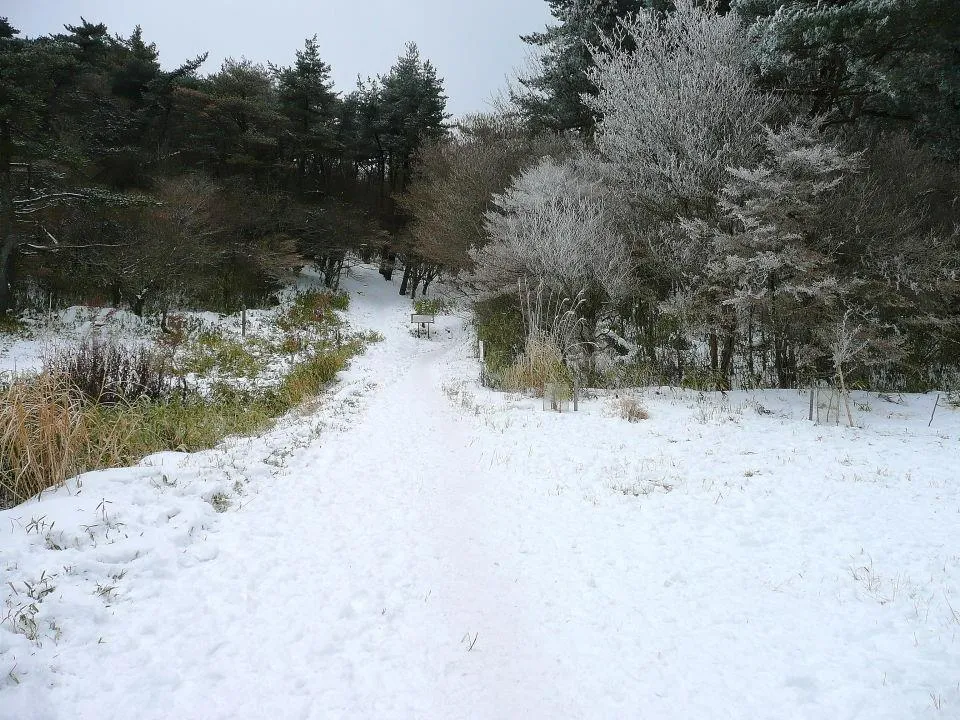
[2,265,959,719]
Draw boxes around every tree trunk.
[719,329,736,388]
[111,280,123,308]
[675,329,684,385]
[399,262,412,296]
[0,120,15,314]
[379,252,395,281]
[130,288,150,317]
[0,232,16,315]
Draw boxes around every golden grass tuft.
[0,372,124,507]
[500,333,571,396]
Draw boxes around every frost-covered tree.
[691,121,860,386]
[586,0,774,227]
[474,156,631,308]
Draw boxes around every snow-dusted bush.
[473,156,631,303]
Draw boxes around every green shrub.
[329,292,350,311]
[177,331,264,378]
[276,349,350,406]
[414,297,451,315]
[474,294,524,377]
[0,313,26,336]
[278,291,348,331]
[597,360,670,389]
[680,368,730,392]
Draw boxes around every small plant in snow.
[209,492,231,513]
[618,396,649,422]
[414,297,451,315]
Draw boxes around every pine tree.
[273,36,340,192]
[515,0,654,134]
[0,20,77,312]
[380,42,448,193]
[736,0,960,159]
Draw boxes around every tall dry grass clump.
[500,280,585,395]
[0,370,155,508]
[1,373,89,507]
[501,332,570,393]
[618,396,650,422]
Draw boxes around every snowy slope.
[2,264,959,720]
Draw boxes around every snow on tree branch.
[472,156,632,303]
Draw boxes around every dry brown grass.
[618,396,650,422]
[0,373,109,507]
[500,333,571,396]
[0,344,365,509]
[0,294,372,509]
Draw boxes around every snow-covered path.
[3,265,959,719]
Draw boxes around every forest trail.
[20,268,596,719]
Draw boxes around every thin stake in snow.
[928,394,940,427]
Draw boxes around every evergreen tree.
[0,20,77,312]
[273,36,340,192]
[515,0,671,134]
[203,58,281,180]
[380,42,448,193]
[735,0,960,159]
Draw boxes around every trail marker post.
[411,313,435,338]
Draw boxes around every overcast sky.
[6,0,553,117]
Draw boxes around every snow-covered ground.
[2,264,959,719]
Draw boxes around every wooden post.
[479,341,485,387]
[808,383,815,422]
[241,303,247,339]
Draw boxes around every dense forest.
[0,17,447,317]
[3,0,959,392]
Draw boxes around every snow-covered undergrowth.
[2,264,959,720]
[0,269,378,508]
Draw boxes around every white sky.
[6,0,554,118]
